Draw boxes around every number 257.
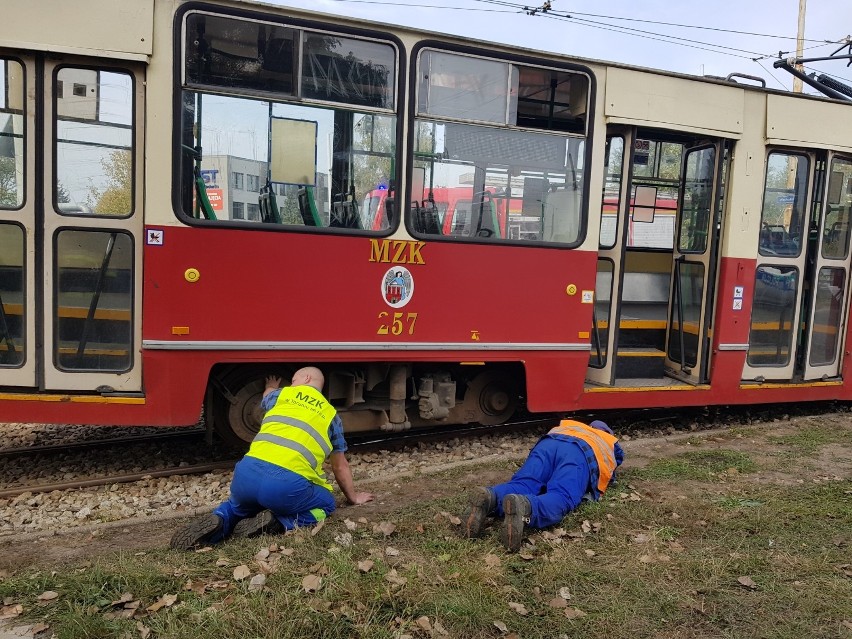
[377,312,418,336]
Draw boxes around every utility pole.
[793,0,807,93]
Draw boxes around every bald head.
[291,366,324,392]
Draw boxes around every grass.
[2,439,851,638]
[630,449,758,481]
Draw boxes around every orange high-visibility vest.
[548,420,619,494]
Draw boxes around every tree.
[88,149,133,214]
[0,156,20,208]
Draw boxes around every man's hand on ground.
[348,492,375,505]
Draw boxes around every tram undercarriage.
[206,363,522,446]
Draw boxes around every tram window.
[590,258,614,368]
[759,152,809,258]
[599,136,624,249]
[677,146,715,254]
[747,265,798,367]
[809,266,845,366]
[411,120,584,244]
[184,14,297,96]
[0,223,25,367]
[179,13,398,233]
[54,229,133,372]
[54,68,134,218]
[178,92,396,231]
[302,33,394,109]
[822,158,852,260]
[0,59,25,210]
[625,140,682,250]
[417,50,588,134]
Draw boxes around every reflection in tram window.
[678,146,715,254]
[0,58,25,210]
[54,230,133,372]
[667,261,703,367]
[759,152,809,258]
[822,157,852,260]
[55,68,134,217]
[809,267,845,367]
[747,265,799,367]
[599,136,623,249]
[0,223,24,366]
[590,259,614,368]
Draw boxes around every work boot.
[500,494,531,552]
[233,510,284,538]
[461,487,497,538]
[170,513,223,551]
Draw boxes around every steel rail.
[0,429,206,460]
[0,460,239,500]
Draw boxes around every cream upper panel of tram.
[766,94,852,152]
[0,0,153,60]
[603,67,745,138]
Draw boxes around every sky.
[265,0,852,95]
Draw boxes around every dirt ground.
[2,414,851,574]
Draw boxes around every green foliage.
[87,150,132,215]
[631,449,757,480]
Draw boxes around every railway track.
[3,401,844,501]
[0,418,558,500]
[0,428,207,460]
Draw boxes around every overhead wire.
[316,0,852,87]
[472,0,835,43]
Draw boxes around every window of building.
[246,174,259,192]
[232,201,244,219]
[246,203,260,221]
[232,172,244,190]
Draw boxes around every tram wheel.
[464,371,518,426]
[207,366,293,448]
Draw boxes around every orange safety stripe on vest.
[548,420,619,493]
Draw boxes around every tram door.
[802,155,852,380]
[0,54,144,393]
[663,142,724,385]
[742,152,852,382]
[587,128,632,385]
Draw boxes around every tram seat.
[759,224,798,256]
[541,187,581,243]
[475,198,500,238]
[413,201,441,235]
[330,199,361,229]
[258,185,282,224]
[297,187,322,226]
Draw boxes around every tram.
[1,0,851,446]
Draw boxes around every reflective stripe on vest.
[548,420,618,493]
[246,385,336,490]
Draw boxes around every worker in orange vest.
[461,419,624,552]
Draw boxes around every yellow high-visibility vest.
[246,385,337,491]
[548,420,618,494]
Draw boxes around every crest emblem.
[382,266,414,308]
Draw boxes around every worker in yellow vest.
[171,366,373,549]
[461,419,624,552]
